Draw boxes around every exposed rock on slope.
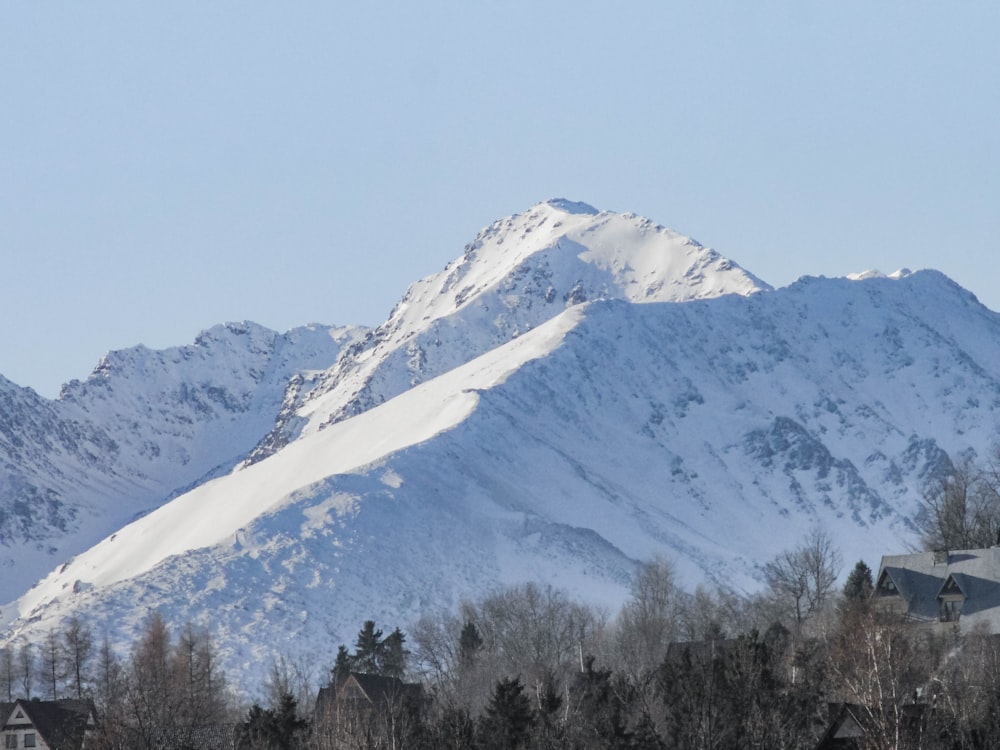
[246,199,769,462]
[0,322,366,600]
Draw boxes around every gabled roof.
[1,699,96,750]
[814,702,931,750]
[938,573,967,598]
[876,547,1000,628]
[815,702,871,749]
[316,672,423,716]
[344,673,419,703]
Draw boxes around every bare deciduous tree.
[0,648,14,702]
[917,455,1000,551]
[829,606,943,750]
[615,555,679,714]
[40,629,63,699]
[763,528,842,626]
[16,641,34,700]
[62,615,94,700]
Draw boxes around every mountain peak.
[847,268,915,282]
[542,197,600,215]
[288,201,771,430]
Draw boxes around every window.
[4,734,17,749]
[940,599,963,622]
[21,736,33,749]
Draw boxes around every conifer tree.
[354,620,384,674]
[565,657,633,749]
[331,644,352,686]
[459,620,484,668]
[842,560,874,601]
[479,676,534,750]
[382,627,407,679]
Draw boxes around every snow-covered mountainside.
[0,322,367,600]
[3,214,1000,690]
[246,199,769,462]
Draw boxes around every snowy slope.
[247,199,769,461]
[0,322,367,601]
[4,266,1000,689]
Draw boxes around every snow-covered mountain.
[0,322,367,600]
[2,199,999,691]
[247,199,769,461]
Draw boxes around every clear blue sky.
[3,2,998,398]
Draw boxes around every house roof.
[877,547,1000,628]
[316,672,423,716]
[346,673,421,703]
[814,702,870,749]
[664,638,740,663]
[139,723,244,750]
[0,699,96,750]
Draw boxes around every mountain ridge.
[1,201,998,693]
[0,320,368,600]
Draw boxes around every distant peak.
[847,268,915,282]
[543,198,599,215]
[194,321,271,347]
[847,269,886,281]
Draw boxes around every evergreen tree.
[657,641,733,749]
[242,692,307,750]
[479,676,534,750]
[331,644,352,685]
[843,560,874,601]
[354,620,384,674]
[382,627,407,679]
[337,620,408,679]
[565,657,633,749]
[459,620,484,668]
[532,670,565,750]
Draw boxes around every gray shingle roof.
[877,547,1000,629]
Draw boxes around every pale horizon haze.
[3,2,999,398]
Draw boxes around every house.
[813,703,871,750]
[0,699,97,750]
[313,673,424,748]
[874,546,1000,630]
[315,672,423,720]
[813,702,930,750]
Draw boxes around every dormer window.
[938,575,966,622]
[940,599,963,622]
[876,571,899,596]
